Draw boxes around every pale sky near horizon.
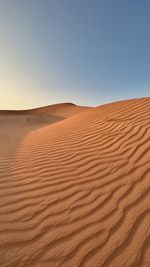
[0,0,150,110]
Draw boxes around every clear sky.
[0,0,150,109]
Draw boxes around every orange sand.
[0,98,150,267]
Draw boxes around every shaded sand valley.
[0,98,150,267]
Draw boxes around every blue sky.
[0,0,150,109]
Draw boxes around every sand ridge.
[0,98,150,267]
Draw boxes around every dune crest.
[0,97,150,267]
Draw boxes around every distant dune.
[0,98,150,267]
[0,103,91,125]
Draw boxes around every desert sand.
[0,98,150,267]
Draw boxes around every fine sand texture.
[0,98,150,267]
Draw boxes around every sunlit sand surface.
[0,98,150,267]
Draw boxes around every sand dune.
[0,103,90,124]
[0,97,150,267]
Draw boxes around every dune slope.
[0,97,150,267]
[0,102,90,124]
